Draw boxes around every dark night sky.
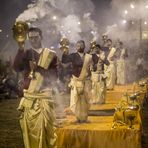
[0,0,31,35]
[0,0,31,51]
[0,0,113,53]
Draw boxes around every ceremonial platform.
[56,84,146,148]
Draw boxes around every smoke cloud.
[111,0,148,19]
[16,0,98,51]
[105,0,148,81]
[105,0,148,44]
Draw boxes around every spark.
[130,4,135,9]
[143,33,148,39]
[122,20,127,24]
[124,10,128,14]
[78,21,81,25]
[68,30,71,33]
[91,31,94,34]
[52,16,57,20]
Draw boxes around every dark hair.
[107,39,112,43]
[28,27,42,37]
[119,41,123,46]
[95,44,101,49]
[77,40,85,45]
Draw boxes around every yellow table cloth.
[56,116,141,148]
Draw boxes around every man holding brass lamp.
[62,40,92,123]
[13,22,57,148]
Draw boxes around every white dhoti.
[105,62,116,90]
[91,72,106,104]
[69,76,90,122]
[116,59,127,85]
[18,89,57,148]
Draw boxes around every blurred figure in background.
[101,34,108,48]
[101,34,110,59]
[136,52,144,80]
[90,44,109,104]
[0,59,19,99]
[105,39,116,90]
[116,41,128,85]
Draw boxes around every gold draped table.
[56,116,141,148]
[56,84,146,148]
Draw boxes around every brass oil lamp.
[12,21,29,48]
[89,40,96,54]
[12,21,35,79]
[59,38,69,54]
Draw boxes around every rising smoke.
[16,0,98,51]
[106,0,148,44]
[111,0,148,19]
[106,0,148,80]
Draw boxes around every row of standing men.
[13,27,128,148]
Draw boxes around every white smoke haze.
[16,2,48,22]
[103,0,148,81]
[105,23,139,44]
[59,15,81,43]
[82,13,99,41]
[111,0,148,19]
[103,0,148,48]
[16,0,98,52]
[49,0,94,15]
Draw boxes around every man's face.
[28,31,42,49]
[106,40,112,47]
[92,46,100,54]
[76,41,85,53]
[116,42,119,47]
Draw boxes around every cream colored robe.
[91,72,106,104]
[116,49,127,85]
[105,61,116,90]
[69,53,92,122]
[18,90,57,148]
[18,48,57,148]
[116,59,127,85]
[69,76,90,122]
[106,47,116,90]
